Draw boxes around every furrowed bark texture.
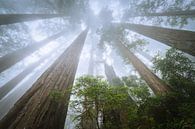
[121,23,195,56]
[0,29,88,129]
[117,42,171,94]
[0,14,67,25]
[0,30,66,73]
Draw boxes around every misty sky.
[0,0,195,127]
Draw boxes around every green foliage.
[153,48,195,98]
[72,74,195,129]
[71,75,138,129]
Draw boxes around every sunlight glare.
[89,0,101,15]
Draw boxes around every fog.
[0,0,195,128]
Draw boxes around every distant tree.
[99,26,170,94]
[0,14,68,25]
[0,29,66,73]
[0,44,61,100]
[104,63,123,86]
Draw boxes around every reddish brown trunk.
[0,30,66,73]
[119,23,195,56]
[117,42,170,94]
[0,29,88,129]
[0,14,67,25]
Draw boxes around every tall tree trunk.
[88,43,94,75]
[0,29,88,129]
[0,14,67,25]
[104,63,121,86]
[0,45,60,100]
[104,63,138,129]
[103,63,125,129]
[128,10,195,17]
[0,30,66,73]
[118,23,195,56]
[80,43,97,129]
[117,42,171,94]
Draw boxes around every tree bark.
[104,63,120,86]
[117,42,171,94]
[0,14,67,25]
[0,30,66,74]
[128,10,195,17]
[88,43,94,75]
[0,45,60,100]
[118,23,195,56]
[80,43,97,129]
[0,29,88,129]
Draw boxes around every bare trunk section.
[80,43,97,129]
[128,10,195,17]
[104,63,119,86]
[103,63,124,129]
[118,23,195,56]
[0,44,61,100]
[117,42,171,94]
[0,30,66,73]
[88,43,94,75]
[104,63,137,129]
[0,29,88,129]
[0,14,67,25]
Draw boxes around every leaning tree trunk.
[0,44,61,100]
[0,30,66,73]
[0,29,88,129]
[128,9,195,17]
[0,14,67,25]
[117,42,171,94]
[118,23,195,56]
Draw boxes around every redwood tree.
[127,10,195,17]
[0,29,88,129]
[0,14,67,25]
[117,42,171,94]
[118,23,195,56]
